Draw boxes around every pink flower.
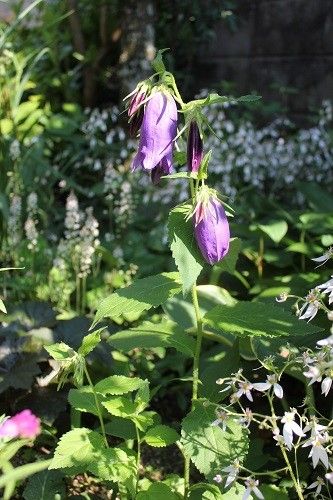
[0,410,40,440]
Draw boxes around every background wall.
[197,0,333,115]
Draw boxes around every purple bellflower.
[132,90,178,181]
[187,121,203,173]
[193,186,230,265]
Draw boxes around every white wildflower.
[312,247,333,267]
[222,459,240,488]
[302,433,329,469]
[253,374,283,399]
[281,410,305,449]
[242,478,264,500]
[298,289,322,321]
[211,409,228,431]
[307,476,324,495]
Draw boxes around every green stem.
[191,284,204,404]
[84,364,108,447]
[184,284,205,499]
[135,425,141,493]
[268,396,304,500]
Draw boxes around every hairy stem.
[191,284,204,404]
[135,425,141,493]
[84,364,108,447]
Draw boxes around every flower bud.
[132,90,178,173]
[187,121,203,173]
[193,187,230,265]
[128,87,147,117]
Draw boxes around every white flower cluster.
[213,367,333,497]
[24,192,39,251]
[55,192,99,279]
[8,194,22,247]
[196,93,333,201]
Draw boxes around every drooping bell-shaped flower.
[187,121,203,173]
[132,90,177,174]
[193,186,230,265]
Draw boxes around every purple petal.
[132,91,177,171]
[194,197,230,265]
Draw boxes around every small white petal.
[274,383,284,399]
[253,486,264,500]
[253,382,271,392]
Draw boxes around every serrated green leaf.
[23,470,65,500]
[136,482,179,500]
[44,342,75,361]
[215,238,241,274]
[168,204,204,295]
[108,320,195,357]
[68,387,107,417]
[104,418,137,440]
[78,328,104,356]
[92,272,181,327]
[221,483,246,498]
[258,220,288,243]
[181,401,248,479]
[260,484,288,499]
[102,396,137,418]
[49,428,105,470]
[204,302,323,338]
[88,447,136,483]
[95,375,143,396]
[144,425,180,447]
[0,299,7,314]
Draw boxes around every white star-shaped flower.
[281,410,305,449]
[242,478,264,500]
[253,374,283,399]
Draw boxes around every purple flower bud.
[132,91,178,173]
[129,106,144,137]
[194,188,230,265]
[187,121,203,173]
[128,88,146,118]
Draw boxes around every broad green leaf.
[78,328,104,356]
[215,238,241,274]
[23,470,65,500]
[199,345,239,402]
[144,425,180,447]
[49,428,104,470]
[204,302,323,338]
[136,482,179,500]
[44,342,75,361]
[87,447,136,483]
[168,204,204,295]
[181,401,248,479]
[95,375,143,396]
[68,387,107,417]
[108,320,195,357]
[92,272,181,327]
[189,483,223,499]
[104,418,137,440]
[286,241,322,255]
[258,221,288,243]
[102,396,138,418]
[0,299,7,314]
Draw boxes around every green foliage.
[108,320,195,357]
[204,301,323,338]
[95,375,144,396]
[137,482,180,500]
[23,470,65,500]
[168,204,204,294]
[92,272,182,327]
[144,425,180,447]
[181,401,248,479]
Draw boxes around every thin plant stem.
[191,284,204,404]
[268,395,304,500]
[183,284,204,498]
[135,425,141,494]
[84,364,108,447]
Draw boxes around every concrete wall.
[197,0,333,114]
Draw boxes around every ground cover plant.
[1,47,333,500]
[1,4,333,498]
